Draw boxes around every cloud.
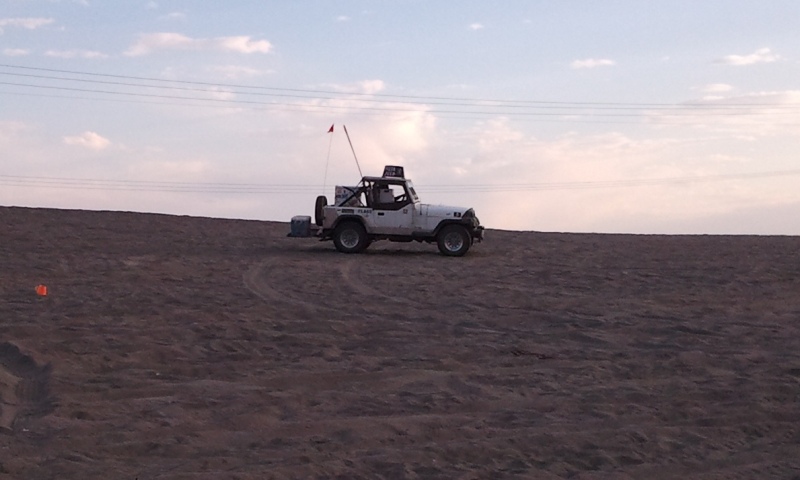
[700,83,734,93]
[217,36,271,54]
[0,121,32,144]
[320,79,386,95]
[449,122,789,233]
[209,65,269,79]
[717,48,781,66]
[647,90,800,137]
[571,58,616,69]
[158,12,187,21]
[207,87,235,101]
[2,48,30,57]
[358,80,385,95]
[125,32,272,56]
[0,17,55,33]
[469,23,484,30]
[45,49,108,59]
[63,131,111,150]
[335,15,350,22]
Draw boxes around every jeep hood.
[419,204,472,218]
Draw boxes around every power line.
[2,64,799,122]
[0,63,710,106]
[2,63,795,108]
[422,169,800,192]
[8,88,727,125]
[3,69,798,112]
[4,79,799,122]
[3,169,799,195]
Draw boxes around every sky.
[2,1,800,234]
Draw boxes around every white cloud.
[63,131,111,150]
[647,90,800,137]
[45,49,108,59]
[0,17,55,33]
[335,15,350,22]
[358,80,385,95]
[2,48,30,57]
[125,32,193,56]
[217,36,271,54]
[321,79,386,95]
[447,123,789,233]
[125,33,272,56]
[469,23,484,31]
[571,58,616,69]
[209,65,269,79]
[312,114,437,180]
[700,83,734,93]
[718,48,781,66]
[146,1,159,10]
[0,121,31,144]
[158,12,186,21]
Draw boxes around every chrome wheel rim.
[444,231,464,252]
[340,229,360,249]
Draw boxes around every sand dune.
[1,206,799,479]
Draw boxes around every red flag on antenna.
[327,124,334,133]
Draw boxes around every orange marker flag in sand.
[35,284,48,296]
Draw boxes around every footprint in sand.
[0,342,54,432]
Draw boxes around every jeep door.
[371,207,413,235]
[369,181,414,235]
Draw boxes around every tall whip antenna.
[343,125,363,178]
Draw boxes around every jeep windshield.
[405,180,420,203]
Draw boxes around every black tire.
[314,195,327,226]
[437,224,471,257]
[333,222,369,254]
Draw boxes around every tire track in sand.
[244,251,456,317]
[243,253,349,315]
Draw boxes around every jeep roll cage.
[337,176,420,211]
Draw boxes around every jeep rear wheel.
[437,224,471,257]
[333,222,369,253]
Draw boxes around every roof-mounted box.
[382,165,405,179]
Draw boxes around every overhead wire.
[3,169,800,195]
[2,63,799,123]
[3,69,798,111]
[2,63,797,108]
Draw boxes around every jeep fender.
[432,219,472,238]
[331,215,368,232]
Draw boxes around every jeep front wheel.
[333,222,369,253]
[437,224,471,257]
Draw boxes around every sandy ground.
[1,205,800,479]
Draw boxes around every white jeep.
[312,166,484,256]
